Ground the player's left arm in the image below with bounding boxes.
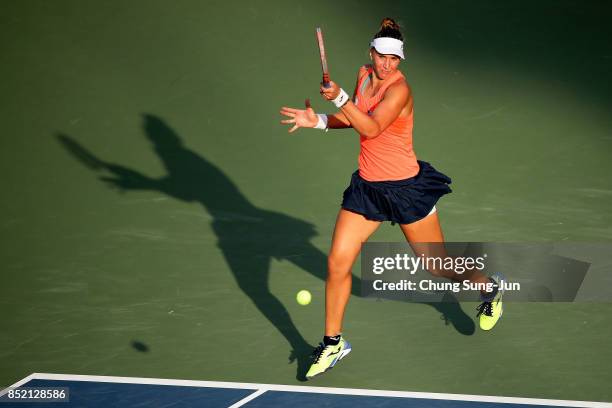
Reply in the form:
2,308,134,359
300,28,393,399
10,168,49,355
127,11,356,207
326,111,351,128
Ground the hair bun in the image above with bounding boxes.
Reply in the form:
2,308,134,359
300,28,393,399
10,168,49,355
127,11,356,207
380,17,400,31
373,17,403,41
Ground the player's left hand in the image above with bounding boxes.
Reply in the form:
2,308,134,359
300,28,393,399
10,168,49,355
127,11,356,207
320,80,340,101
280,99,319,133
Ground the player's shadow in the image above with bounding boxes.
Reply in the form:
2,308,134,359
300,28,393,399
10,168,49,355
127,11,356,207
57,114,474,380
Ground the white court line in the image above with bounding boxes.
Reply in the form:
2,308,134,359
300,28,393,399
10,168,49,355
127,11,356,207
9,373,612,408
227,389,267,408
1,373,37,397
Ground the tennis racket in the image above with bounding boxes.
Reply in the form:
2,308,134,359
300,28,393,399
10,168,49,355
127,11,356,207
315,27,331,88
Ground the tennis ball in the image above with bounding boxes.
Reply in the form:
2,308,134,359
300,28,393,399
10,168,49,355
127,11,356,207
296,290,312,306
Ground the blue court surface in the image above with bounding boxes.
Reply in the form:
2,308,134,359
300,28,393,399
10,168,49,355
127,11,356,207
2,374,611,407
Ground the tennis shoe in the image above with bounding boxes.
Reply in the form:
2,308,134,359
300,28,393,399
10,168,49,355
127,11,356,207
305,337,352,379
477,273,504,331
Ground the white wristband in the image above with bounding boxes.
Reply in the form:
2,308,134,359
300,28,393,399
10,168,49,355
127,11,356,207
314,114,328,130
332,88,350,108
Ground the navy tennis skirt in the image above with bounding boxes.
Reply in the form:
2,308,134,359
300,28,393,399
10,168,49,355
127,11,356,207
341,160,452,225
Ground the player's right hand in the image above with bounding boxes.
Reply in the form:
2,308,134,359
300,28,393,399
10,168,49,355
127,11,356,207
280,99,318,133
320,80,340,101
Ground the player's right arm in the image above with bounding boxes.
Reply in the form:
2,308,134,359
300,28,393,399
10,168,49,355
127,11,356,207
324,66,368,129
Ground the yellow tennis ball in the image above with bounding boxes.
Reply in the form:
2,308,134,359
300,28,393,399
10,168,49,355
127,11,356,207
296,290,312,306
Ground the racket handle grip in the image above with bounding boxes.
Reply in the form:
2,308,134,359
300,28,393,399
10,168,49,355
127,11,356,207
322,73,331,88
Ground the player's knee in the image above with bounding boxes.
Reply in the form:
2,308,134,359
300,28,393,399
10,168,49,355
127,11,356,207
427,268,445,278
327,252,353,279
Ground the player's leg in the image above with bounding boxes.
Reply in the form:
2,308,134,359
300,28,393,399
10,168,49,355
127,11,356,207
399,211,503,330
326,209,381,336
399,209,444,243
399,210,488,283
289,242,365,298
307,209,381,379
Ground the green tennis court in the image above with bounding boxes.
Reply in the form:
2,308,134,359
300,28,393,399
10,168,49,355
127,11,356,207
1,0,611,405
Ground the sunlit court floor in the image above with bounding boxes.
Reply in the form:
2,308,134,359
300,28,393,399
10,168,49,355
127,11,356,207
3,374,612,408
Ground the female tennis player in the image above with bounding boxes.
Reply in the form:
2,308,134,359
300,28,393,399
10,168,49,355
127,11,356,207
280,18,504,379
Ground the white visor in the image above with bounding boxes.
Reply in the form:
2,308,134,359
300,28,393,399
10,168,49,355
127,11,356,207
370,37,404,59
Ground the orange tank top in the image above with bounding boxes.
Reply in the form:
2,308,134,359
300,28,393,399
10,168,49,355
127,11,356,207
354,66,419,181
